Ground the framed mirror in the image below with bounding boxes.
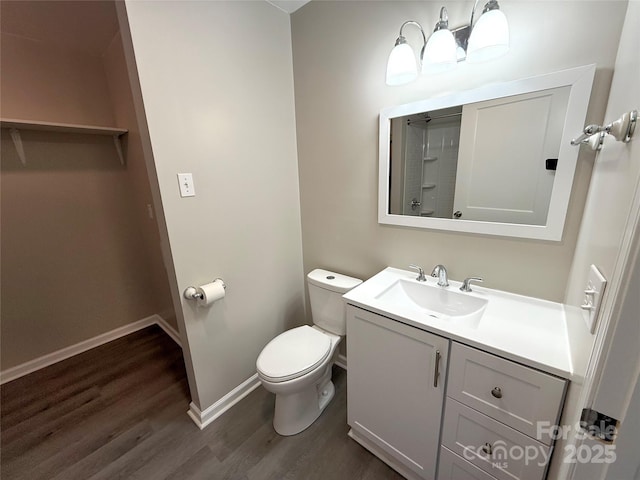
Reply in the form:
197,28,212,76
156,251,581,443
378,65,596,241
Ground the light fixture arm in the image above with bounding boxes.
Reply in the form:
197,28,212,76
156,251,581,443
468,0,483,30
434,7,449,31
469,0,499,28
397,20,427,63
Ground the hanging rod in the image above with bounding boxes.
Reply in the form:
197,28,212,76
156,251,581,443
406,111,462,126
571,110,637,151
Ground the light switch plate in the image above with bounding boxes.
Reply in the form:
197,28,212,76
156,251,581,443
177,173,195,197
583,264,607,334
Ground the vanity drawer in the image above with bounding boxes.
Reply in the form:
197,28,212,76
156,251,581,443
448,343,566,443
438,447,498,480
442,399,551,480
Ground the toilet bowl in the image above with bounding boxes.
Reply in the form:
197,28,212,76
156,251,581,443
256,269,362,436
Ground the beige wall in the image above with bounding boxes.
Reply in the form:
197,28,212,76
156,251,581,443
550,3,639,477
291,0,627,302
564,1,639,308
0,33,114,126
1,27,173,368
103,33,176,327
120,0,304,410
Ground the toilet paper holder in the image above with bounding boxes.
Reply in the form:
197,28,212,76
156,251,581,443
184,278,226,300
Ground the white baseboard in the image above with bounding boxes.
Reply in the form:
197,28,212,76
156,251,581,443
335,353,347,370
0,313,182,385
348,428,422,480
187,374,261,430
156,316,182,347
187,353,347,430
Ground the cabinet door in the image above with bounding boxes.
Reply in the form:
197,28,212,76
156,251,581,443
347,305,450,480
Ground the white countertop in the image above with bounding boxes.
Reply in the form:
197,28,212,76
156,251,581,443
343,267,573,379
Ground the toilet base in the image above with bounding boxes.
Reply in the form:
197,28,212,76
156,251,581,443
272,370,335,436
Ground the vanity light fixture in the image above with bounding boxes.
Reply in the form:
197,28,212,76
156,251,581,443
386,21,425,86
422,7,458,74
386,0,510,86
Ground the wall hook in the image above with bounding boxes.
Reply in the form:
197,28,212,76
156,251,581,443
571,110,637,151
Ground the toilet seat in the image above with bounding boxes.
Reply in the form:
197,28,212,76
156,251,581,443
257,326,331,383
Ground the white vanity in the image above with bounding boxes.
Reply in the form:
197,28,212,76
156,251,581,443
343,267,572,480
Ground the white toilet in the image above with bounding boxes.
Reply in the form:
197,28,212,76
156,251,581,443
256,269,362,436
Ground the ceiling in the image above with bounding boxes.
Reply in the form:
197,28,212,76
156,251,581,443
0,0,119,56
266,0,311,14
0,0,310,58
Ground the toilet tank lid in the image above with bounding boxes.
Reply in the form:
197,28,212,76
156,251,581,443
307,269,362,293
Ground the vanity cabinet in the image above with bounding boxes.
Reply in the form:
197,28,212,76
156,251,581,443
439,343,567,480
344,267,572,480
346,305,449,480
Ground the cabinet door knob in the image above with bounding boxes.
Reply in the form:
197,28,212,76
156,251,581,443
482,443,493,456
491,387,503,398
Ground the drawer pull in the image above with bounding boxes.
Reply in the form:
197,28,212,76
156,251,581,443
482,442,493,456
491,387,503,399
434,350,441,388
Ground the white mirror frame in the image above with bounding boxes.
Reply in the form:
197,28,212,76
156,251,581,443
378,64,596,241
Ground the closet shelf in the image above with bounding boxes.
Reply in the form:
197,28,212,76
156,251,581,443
1,118,128,166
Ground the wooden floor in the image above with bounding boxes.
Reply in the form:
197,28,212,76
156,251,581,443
1,326,403,479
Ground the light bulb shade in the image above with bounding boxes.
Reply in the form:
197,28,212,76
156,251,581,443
386,42,418,86
422,28,457,74
467,8,509,63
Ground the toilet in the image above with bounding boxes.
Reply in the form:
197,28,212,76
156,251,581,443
256,269,362,436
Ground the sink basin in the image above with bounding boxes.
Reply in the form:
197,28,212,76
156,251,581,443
374,279,487,327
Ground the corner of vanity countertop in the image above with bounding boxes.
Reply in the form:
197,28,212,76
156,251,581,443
561,303,598,383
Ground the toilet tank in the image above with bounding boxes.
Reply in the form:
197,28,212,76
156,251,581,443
307,269,362,336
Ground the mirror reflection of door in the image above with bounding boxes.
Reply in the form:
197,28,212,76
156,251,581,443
454,87,570,225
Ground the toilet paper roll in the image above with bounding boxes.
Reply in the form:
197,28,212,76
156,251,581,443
196,280,225,306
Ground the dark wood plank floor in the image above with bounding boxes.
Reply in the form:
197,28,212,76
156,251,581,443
1,325,403,479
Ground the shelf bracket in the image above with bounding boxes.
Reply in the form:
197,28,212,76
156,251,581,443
9,128,27,166
113,135,125,165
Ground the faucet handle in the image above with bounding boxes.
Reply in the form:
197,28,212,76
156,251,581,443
460,277,483,292
409,264,427,282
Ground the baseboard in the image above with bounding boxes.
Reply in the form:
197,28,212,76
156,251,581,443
335,353,347,370
187,353,346,430
348,428,423,480
0,314,182,385
155,316,182,347
187,373,261,430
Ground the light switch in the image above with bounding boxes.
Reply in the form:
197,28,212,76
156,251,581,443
177,173,195,197
582,265,607,334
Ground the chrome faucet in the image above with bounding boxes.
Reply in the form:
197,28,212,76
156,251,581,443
460,277,483,292
409,264,427,282
431,265,449,287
